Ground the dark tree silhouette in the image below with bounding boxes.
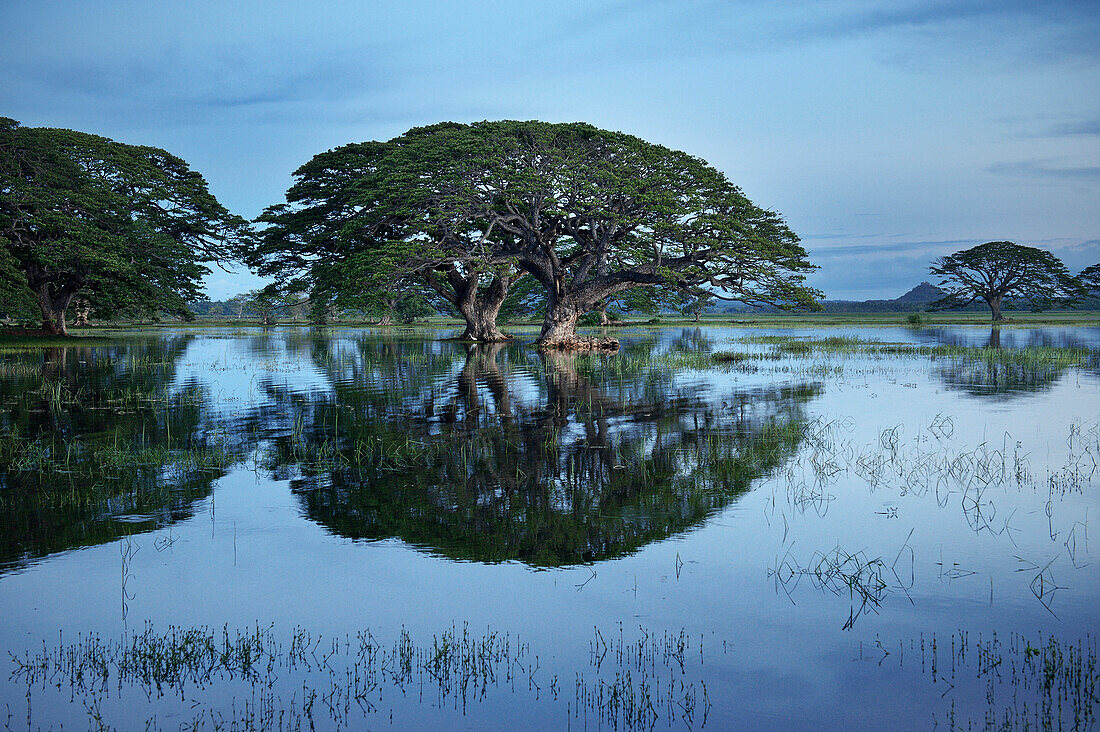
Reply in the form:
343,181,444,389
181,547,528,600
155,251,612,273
929,241,1084,322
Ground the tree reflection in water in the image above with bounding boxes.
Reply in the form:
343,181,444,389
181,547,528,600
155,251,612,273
934,327,1089,398
0,336,234,572
265,339,820,566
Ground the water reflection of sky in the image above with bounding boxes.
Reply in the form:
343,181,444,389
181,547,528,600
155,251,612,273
168,330,334,410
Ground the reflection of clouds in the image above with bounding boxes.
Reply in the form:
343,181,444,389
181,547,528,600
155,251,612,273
168,331,334,411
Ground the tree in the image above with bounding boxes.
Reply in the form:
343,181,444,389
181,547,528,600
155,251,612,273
1079,263,1100,295
307,295,336,325
225,293,249,320
251,133,522,342
0,118,247,335
345,121,820,348
253,121,818,348
929,241,1085,322
362,285,433,325
674,288,717,322
243,286,292,326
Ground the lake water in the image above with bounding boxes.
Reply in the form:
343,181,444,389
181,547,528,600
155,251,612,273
1,325,1098,730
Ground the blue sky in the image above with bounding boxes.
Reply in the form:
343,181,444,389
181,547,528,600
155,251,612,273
2,0,1097,300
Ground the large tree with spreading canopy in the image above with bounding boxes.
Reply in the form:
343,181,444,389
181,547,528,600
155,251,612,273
254,121,820,347
251,130,523,342
0,118,247,335
929,241,1085,322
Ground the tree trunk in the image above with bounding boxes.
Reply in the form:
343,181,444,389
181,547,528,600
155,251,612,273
537,295,619,350
32,285,74,336
457,298,509,341
454,273,512,341
72,299,92,328
538,300,581,347
596,300,610,326
693,311,701,323
376,314,393,326
988,296,1005,322
458,308,510,341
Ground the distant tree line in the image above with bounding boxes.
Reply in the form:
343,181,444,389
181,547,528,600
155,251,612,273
187,291,432,326
715,277,1100,317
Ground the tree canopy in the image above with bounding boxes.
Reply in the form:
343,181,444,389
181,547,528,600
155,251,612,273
0,118,247,335
1080,263,1100,295
251,134,522,341
253,120,820,347
929,241,1085,322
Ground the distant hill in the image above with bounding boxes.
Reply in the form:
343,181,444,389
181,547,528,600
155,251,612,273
894,281,945,304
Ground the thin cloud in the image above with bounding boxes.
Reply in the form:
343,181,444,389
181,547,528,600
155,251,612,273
988,160,1100,182
1046,118,1100,137
555,0,1100,66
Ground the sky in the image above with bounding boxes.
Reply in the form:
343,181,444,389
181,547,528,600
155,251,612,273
1,0,1097,301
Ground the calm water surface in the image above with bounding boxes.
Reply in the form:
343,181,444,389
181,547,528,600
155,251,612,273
1,324,1098,730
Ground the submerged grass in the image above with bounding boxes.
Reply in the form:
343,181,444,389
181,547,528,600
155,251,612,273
903,630,1098,730
727,334,1098,365
701,337,1100,384
9,622,715,731
8,621,1095,730
0,437,235,478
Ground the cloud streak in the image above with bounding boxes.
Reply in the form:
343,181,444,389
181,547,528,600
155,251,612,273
1046,118,1100,137
988,160,1100,182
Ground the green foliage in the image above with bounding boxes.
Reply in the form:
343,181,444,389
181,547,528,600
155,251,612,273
673,289,717,320
389,291,434,324
497,275,545,321
0,245,37,323
252,120,821,344
1080,263,1100,295
242,286,299,325
387,121,819,312
578,309,622,326
0,117,248,333
929,241,1085,321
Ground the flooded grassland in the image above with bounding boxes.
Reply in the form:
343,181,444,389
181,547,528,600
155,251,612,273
1,324,1098,730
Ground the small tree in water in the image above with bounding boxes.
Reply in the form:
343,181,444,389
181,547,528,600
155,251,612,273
928,241,1085,322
